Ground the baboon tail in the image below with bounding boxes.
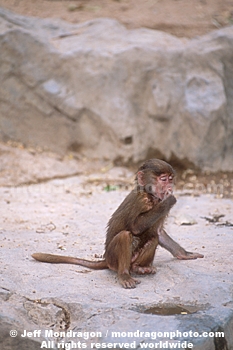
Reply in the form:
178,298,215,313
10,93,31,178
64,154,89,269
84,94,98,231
31,253,108,269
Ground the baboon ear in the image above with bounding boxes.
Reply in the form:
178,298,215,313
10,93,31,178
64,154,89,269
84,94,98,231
137,171,145,186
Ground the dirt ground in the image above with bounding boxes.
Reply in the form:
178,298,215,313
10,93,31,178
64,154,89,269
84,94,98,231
0,1,232,196
1,142,233,200
1,0,233,38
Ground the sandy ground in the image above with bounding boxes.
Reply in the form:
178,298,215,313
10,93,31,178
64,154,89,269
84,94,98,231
1,144,233,292
1,172,233,348
0,147,233,348
1,170,233,296
0,0,233,38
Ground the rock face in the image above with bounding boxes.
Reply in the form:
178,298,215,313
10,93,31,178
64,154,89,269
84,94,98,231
0,8,233,171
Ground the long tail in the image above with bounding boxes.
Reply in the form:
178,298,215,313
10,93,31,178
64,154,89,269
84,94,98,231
31,253,108,270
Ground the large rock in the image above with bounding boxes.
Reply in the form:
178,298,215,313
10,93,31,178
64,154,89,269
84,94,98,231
0,8,233,171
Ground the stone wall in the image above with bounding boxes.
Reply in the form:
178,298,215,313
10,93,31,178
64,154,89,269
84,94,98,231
1,8,233,171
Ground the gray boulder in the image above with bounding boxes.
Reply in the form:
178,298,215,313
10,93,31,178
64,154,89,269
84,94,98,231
0,8,233,171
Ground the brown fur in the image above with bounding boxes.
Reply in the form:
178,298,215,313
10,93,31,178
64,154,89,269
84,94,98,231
32,159,203,288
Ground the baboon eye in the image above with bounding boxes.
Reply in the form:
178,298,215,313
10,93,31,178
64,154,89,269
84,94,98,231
160,176,167,182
